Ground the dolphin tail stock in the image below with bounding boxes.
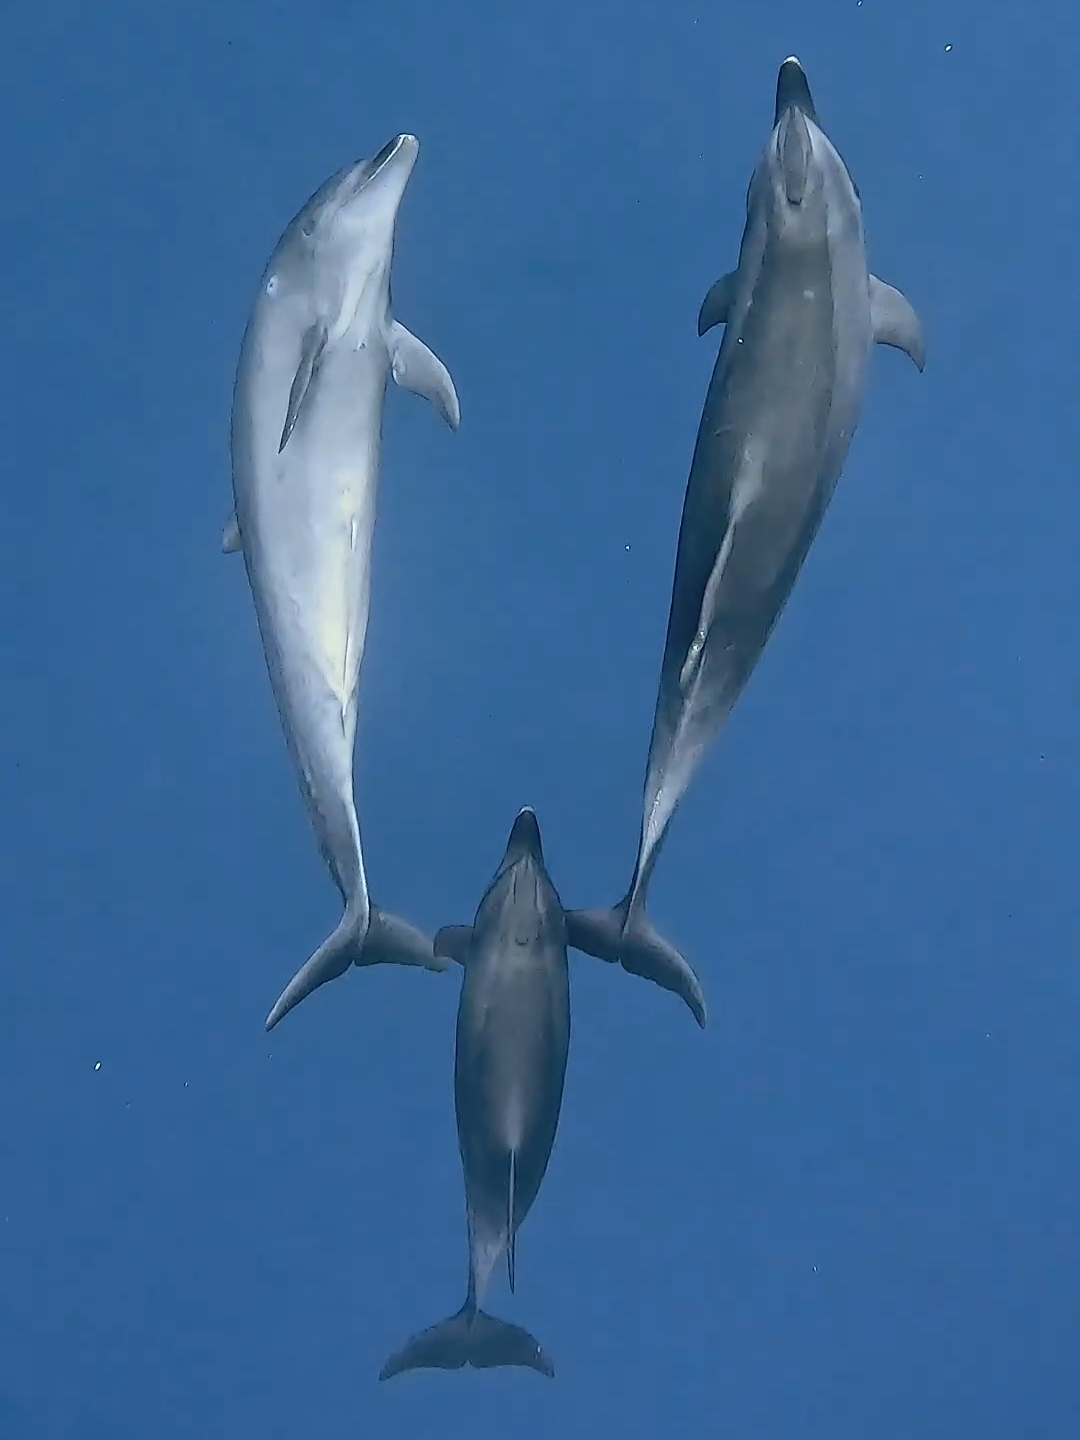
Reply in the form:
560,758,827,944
379,1300,554,1381
264,904,449,1032
565,897,707,1028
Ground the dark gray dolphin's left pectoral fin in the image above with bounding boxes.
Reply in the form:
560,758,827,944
380,1304,554,1381
698,271,737,336
264,905,447,1031
221,512,242,554
868,276,926,371
565,905,707,1028
389,321,461,430
279,323,328,453
434,924,474,965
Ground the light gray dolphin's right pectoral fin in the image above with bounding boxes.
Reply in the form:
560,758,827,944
565,905,707,1027
389,321,461,430
279,323,328,452
433,924,473,965
360,907,449,973
869,276,926,371
221,512,242,554
698,271,737,336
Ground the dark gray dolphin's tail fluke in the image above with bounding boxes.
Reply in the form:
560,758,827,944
264,904,449,1031
565,899,707,1027
379,1302,555,1381
774,55,817,124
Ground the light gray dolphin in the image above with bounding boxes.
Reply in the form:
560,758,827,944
380,808,568,1381
227,134,461,1031
567,58,924,1025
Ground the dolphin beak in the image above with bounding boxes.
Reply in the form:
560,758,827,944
344,133,420,205
504,807,544,864
774,55,817,126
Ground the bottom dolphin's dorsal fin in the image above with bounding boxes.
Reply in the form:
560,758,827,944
868,276,926,371
434,924,474,965
698,271,737,336
221,512,242,553
507,1151,517,1294
389,321,461,430
279,323,327,452
379,1304,554,1381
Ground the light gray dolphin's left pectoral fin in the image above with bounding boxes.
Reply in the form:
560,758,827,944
698,271,737,336
869,276,926,371
221,513,242,554
361,907,450,973
389,321,461,430
279,323,328,453
433,924,473,965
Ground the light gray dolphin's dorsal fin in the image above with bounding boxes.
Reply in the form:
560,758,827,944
433,924,474,965
506,1151,517,1294
868,277,926,371
279,323,328,453
221,512,242,554
697,271,737,337
389,321,461,430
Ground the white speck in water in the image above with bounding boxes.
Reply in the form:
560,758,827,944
94,1062,101,1072
944,43,953,52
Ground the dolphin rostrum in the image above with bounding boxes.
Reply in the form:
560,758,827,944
567,58,925,1025
227,135,461,1031
380,808,569,1381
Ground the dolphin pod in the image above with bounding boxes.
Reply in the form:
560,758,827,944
224,59,923,1376
228,134,461,1031
567,57,924,1024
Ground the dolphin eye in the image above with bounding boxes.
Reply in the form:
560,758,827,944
265,274,279,297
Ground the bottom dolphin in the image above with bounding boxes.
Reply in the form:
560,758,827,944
380,808,568,1381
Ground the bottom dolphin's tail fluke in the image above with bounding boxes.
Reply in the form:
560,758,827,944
565,899,707,1027
379,1303,555,1381
264,904,450,1031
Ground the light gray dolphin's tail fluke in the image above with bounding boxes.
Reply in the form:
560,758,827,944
565,899,707,1027
264,905,449,1031
379,1302,555,1381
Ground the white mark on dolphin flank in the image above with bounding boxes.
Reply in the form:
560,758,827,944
265,275,279,297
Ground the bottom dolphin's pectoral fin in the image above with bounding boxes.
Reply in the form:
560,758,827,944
380,1304,554,1381
221,512,242,554
361,907,449,973
279,323,328,452
869,276,926,371
433,924,474,965
698,271,737,336
566,903,707,1027
389,321,461,430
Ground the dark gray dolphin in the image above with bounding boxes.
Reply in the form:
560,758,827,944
380,808,568,1381
228,135,461,1031
567,57,925,1024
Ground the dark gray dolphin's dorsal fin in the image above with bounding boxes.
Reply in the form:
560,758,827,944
434,925,474,965
698,272,737,337
868,276,926,371
774,56,817,125
279,323,328,453
506,1151,517,1294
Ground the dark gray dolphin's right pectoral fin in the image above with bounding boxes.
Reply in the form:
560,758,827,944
698,271,737,336
433,924,474,964
868,276,926,371
279,323,328,453
264,905,447,1031
379,1304,554,1381
565,904,707,1028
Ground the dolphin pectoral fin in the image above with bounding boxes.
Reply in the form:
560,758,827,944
360,906,449,972
869,276,926,371
279,323,328,452
389,321,461,430
221,512,242,554
433,924,474,965
565,905,626,965
697,271,737,336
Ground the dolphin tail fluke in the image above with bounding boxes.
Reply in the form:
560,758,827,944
379,1303,554,1381
264,906,448,1032
565,902,707,1028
